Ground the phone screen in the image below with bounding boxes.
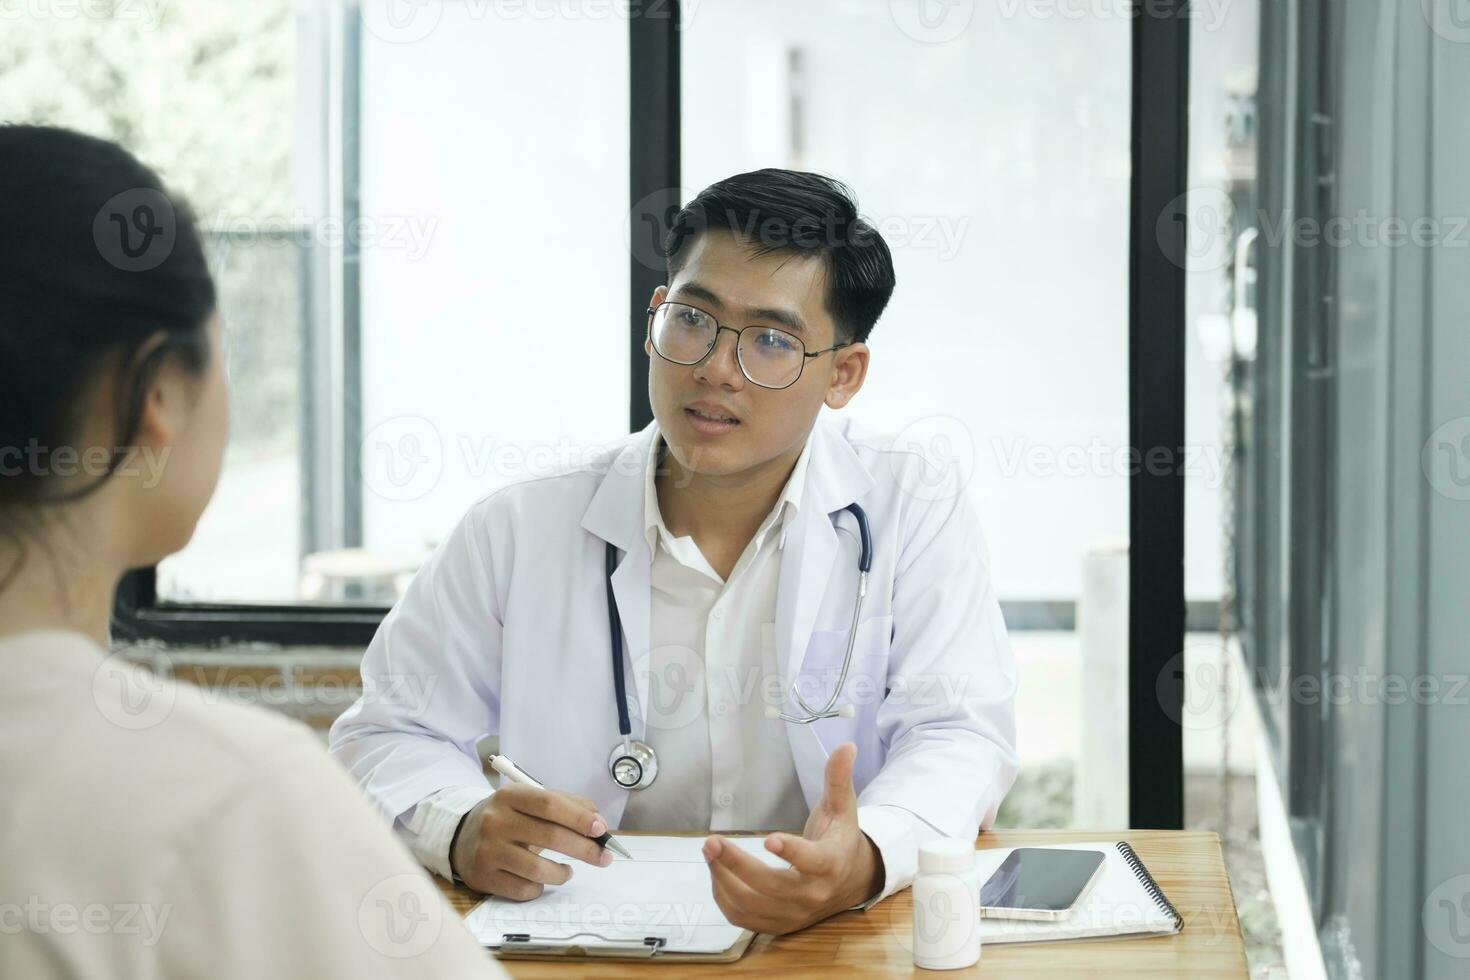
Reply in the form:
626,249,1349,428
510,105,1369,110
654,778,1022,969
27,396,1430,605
979,848,1106,913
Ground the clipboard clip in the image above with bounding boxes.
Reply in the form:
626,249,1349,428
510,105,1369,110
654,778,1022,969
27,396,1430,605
500,932,668,959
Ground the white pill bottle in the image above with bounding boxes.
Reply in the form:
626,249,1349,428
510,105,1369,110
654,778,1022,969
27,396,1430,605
911,838,982,971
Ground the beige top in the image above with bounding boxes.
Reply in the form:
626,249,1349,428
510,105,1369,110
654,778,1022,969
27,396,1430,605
0,630,503,979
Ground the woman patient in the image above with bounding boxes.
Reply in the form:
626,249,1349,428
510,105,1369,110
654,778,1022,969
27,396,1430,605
0,125,504,978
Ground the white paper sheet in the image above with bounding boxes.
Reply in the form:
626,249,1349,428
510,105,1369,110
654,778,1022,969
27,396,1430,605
464,835,787,954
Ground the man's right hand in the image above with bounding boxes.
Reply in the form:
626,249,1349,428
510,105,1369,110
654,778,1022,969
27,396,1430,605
449,784,614,900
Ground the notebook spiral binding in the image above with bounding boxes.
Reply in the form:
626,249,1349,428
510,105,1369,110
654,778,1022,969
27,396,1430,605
1114,841,1184,930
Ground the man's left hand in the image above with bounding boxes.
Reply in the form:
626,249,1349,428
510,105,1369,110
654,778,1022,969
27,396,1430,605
702,742,884,935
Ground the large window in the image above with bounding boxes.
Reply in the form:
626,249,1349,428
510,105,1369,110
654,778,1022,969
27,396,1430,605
1,1,304,602
2,2,631,607
14,0,1195,832
356,3,630,578
684,0,1135,827
168,2,632,604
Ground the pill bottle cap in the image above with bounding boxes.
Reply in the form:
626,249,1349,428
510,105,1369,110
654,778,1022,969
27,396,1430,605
918,839,975,875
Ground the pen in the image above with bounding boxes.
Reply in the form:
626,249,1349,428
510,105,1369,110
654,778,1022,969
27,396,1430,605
488,754,634,861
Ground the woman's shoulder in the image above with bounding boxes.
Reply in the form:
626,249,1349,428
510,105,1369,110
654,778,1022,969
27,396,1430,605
0,631,498,978
1,632,341,840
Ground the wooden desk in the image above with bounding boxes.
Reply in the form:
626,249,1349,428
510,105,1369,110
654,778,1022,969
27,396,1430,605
437,829,1248,978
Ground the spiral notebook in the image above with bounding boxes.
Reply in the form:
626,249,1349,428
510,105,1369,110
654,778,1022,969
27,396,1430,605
973,840,1184,944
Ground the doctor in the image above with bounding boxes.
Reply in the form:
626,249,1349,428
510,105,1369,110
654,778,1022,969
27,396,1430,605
330,169,1018,935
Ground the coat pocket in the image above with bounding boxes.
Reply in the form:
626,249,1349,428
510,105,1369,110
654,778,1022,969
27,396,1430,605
790,614,894,716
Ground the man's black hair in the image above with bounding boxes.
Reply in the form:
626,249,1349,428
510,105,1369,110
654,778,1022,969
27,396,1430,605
663,169,896,345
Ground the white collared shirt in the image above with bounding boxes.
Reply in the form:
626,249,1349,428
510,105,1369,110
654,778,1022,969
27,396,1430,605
397,429,930,903
617,434,812,832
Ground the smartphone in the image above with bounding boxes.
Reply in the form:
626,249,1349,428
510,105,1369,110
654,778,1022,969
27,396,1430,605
978,847,1107,922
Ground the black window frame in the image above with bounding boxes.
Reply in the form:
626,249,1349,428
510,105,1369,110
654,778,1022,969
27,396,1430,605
111,0,1189,830
1236,0,1340,902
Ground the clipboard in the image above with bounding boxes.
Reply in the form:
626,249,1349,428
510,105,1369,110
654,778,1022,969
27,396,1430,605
493,928,756,962
464,835,781,963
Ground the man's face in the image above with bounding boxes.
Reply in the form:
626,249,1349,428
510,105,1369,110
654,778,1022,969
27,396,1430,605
645,229,868,479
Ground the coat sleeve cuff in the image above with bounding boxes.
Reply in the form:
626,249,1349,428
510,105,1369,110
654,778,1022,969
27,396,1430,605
853,804,934,909
395,784,493,882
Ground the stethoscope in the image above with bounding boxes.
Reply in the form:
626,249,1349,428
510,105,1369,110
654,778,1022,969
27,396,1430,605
605,502,873,791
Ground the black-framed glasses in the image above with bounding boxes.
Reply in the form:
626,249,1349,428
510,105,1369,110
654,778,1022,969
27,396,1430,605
646,301,852,390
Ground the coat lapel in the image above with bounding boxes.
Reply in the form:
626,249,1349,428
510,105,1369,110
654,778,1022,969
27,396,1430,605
580,421,660,737
774,416,876,805
775,414,878,684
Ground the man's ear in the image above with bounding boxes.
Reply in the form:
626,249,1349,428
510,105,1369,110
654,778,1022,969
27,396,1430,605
645,285,668,357
825,343,869,410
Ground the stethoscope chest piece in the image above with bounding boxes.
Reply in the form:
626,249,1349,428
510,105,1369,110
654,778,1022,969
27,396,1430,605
608,739,658,791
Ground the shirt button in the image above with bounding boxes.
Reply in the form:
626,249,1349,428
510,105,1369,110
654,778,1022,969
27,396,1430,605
712,608,724,620
717,792,733,808
715,700,731,717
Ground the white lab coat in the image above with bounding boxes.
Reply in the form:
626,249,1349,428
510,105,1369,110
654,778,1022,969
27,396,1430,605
331,412,1018,844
